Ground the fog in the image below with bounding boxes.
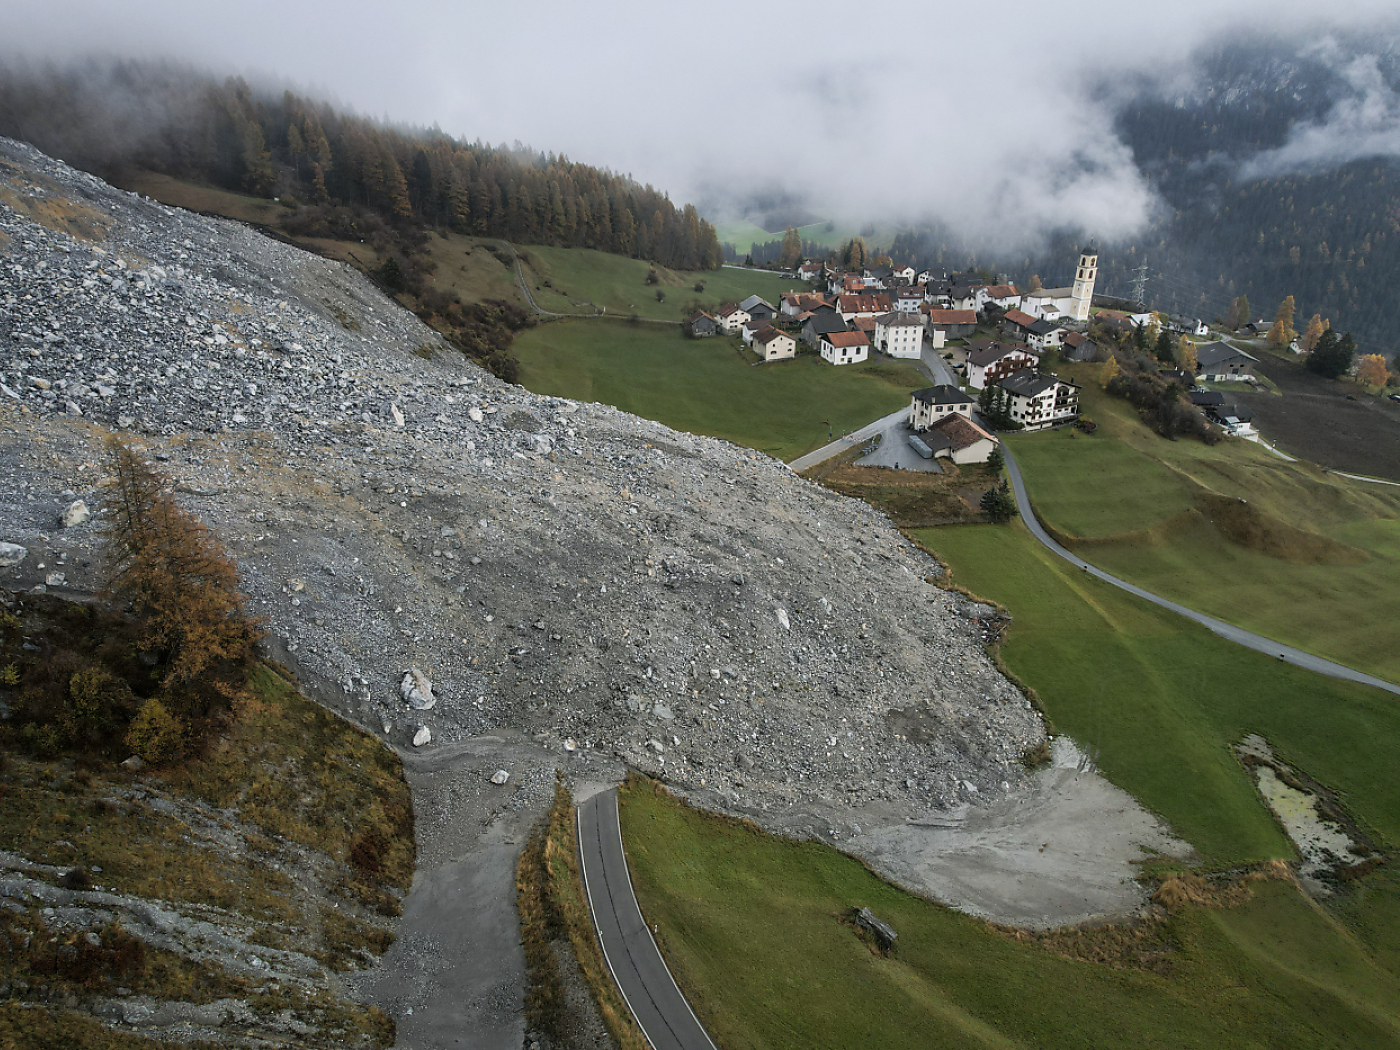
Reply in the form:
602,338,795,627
6,0,1400,249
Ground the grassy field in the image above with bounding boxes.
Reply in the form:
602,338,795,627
512,320,924,461
513,244,804,321
712,219,901,255
1006,361,1400,684
621,778,1400,1050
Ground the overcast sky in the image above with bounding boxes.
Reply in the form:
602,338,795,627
7,1,1400,247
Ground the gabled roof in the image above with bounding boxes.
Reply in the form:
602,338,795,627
968,342,1035,367
1189,390,1225,406
825,331,870,348
1004,308,1038,328
927,412,996,450
982,283,1019,299
739,294,774,312
837,293,892,313
754,326,792,346
875,311,925,327
923,308,978,325
804,312,849,335
1063,331,1087,347
912,384,974,407
1001,369,1077,399
1196,341,1258,368
717,304,748,319
1028,319,1064,336
686,311,717,324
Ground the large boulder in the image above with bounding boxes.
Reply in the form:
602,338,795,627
60,500,90,527
400,668,436,710
0,543,27,568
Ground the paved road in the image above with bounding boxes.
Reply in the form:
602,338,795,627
577,789,718,1050
1002,449,1400,697
920,342,960,387
787,405,910,472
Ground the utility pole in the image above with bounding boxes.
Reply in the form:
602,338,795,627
1130,260,1149,307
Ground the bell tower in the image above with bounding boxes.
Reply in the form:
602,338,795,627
1070,243,1097,322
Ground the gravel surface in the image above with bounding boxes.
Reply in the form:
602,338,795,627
0,138,1192,1045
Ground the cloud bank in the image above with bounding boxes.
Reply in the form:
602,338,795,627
5,0,1400,250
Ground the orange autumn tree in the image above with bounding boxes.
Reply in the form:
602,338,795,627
1355,354,1389,387
102,439,261,718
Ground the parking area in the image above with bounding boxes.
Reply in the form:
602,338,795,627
854,416,944,473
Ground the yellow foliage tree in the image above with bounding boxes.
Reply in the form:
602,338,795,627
1355,354,1389,387
1101,355,1122,386
1267,295,1297,348
1299,313,1327,352
1027,274,1043,292
1176,335,1198,375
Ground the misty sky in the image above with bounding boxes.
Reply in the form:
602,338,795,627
7,1,1400,247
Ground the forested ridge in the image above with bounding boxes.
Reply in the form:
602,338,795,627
0,60,723,271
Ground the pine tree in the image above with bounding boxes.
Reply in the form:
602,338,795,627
1154,328,1175,363
980,480,1017,523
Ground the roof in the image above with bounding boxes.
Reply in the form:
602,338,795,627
968,342,1035,367
924,309,977,325
1028,319,1064,335
1001,369,1076,399
1004,308,1038,328
754,326,793,345
875,311,924,327
686,311,716,324
927,413,996,450
717,304,747,318
912,384,974,407
837,293,892,313
804,313,849,335
1026,286,1075,299
824,331,869,348
852,316,879,333
1189,390,1225,406
1216,403,1254,422
982,283,1019,299
1196,341,1258,368
739,294,774,312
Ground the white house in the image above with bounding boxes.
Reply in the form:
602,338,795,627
837,293,891,321
741,317,769,344
1026,318,1068,353
716,304,750,332
820,330,870,365
1021,287,1076,320
967,341,1038,390
891,286,924,313
892,265,916,283
976,283,1021,311
909,384,975,430
753,326,797,362
999,370,1080,431
874,311,924,359
910,414,998,465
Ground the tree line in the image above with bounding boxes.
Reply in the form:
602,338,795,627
0,60,723,271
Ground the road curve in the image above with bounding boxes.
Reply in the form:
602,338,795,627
577,788,719,1050
788,406,910,472
1001,448,1400,697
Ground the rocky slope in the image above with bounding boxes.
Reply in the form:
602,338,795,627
0,136,1043,830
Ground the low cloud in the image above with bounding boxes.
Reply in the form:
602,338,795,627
5,1,1400,252
1240,54,1400,179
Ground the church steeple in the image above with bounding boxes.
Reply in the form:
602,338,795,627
1070,241,1098,322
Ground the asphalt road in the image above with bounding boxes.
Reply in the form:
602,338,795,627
1002,448,1400,697
577,789,718,1050
788,405,910,472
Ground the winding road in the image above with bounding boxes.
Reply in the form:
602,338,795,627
577,788,718,1050
1001,447,1400,697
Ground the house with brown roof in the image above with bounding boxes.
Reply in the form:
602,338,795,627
753,325,797,362
909,413,999,466
686,311,720,338
837,293,893,321
781,291,831,318
1002,308,1039,340
922,307,978,344
820,330,870,366
716,303,751,333
975,283,1022,311
967,341,1038,389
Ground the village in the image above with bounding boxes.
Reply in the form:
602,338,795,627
686,244,1273,469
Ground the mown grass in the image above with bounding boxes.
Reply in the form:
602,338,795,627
917,521,1400,868
1007,361,1400,684
620,778,1400,1050
513,319,924,461
513,244,804,321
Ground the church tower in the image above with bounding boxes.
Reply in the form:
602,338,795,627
1070,243,1097,321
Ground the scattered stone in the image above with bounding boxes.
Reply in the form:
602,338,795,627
59,499,90,527
119,755,144,772
0,543,27,568
490,769,509,785
412,725,432,747
400,668,436,710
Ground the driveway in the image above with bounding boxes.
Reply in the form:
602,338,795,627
855,415,943,472
788,405,910,472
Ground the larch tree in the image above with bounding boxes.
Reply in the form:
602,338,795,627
1176,335,1198,375
1300,313,1327,352
1267,295,1297,348
1355,354,1389,387
778,226,802,270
